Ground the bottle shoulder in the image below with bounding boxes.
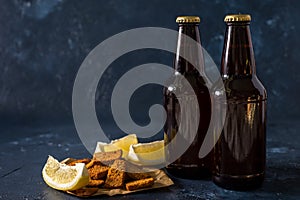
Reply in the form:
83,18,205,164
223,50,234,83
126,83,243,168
222,75,267,102
164,72,211,97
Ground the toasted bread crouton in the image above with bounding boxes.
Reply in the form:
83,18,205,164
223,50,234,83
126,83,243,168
104,159,126,188
87,179,105,187
126,162,151,180
125,177,155,191
127,172,151,180
88,165,109,180
94,150,122,165
85,159,102,169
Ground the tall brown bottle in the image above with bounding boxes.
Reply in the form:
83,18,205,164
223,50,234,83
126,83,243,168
213,14,267,190
164,16,212,179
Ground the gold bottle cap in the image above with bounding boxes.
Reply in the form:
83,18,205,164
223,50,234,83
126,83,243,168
224,14,251,22
176,16,200,23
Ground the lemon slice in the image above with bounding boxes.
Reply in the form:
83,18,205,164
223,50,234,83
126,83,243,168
110,134,138,151
42,155,89,191
95,134,138,158
128,140,165,166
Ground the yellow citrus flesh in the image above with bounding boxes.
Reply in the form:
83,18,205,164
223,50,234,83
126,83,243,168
110,134,138,151
101,143,121,152
128,140,165,166
42,155,89,191
97,134,138,158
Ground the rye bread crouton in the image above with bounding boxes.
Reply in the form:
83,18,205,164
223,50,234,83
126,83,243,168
88,165,109,180
87,179,105,187
104,159,126,188
93,150,122,165
126,162,151,180
125,177,155,191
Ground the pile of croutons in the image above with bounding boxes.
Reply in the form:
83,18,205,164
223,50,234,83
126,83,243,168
67,150,155,191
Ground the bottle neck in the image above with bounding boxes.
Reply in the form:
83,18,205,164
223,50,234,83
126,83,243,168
174,24,204,74
221,22,256,77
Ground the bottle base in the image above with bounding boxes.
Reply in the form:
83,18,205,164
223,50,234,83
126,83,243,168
165,166,211,180
213,172,264,191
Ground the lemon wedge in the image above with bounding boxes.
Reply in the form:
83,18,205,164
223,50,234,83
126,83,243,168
42,155,89,191
128,140,165,166
95,134,138,158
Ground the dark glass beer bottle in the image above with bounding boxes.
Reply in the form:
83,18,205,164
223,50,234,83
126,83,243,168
213,14,267,190
164,16,212,179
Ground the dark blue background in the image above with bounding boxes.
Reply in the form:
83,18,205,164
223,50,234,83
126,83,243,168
0,0,299,127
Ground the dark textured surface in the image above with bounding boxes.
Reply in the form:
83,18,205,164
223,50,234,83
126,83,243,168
0,120,299,200
0,0,299,199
